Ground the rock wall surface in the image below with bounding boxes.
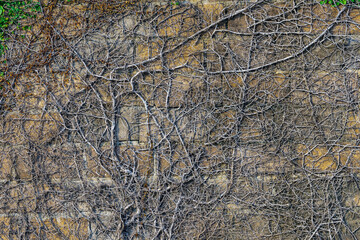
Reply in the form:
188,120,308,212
1,0,360,239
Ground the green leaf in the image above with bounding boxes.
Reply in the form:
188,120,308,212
0,6,4,15
35,4,41,12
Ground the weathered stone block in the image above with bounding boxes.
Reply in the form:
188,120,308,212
118,106,145,142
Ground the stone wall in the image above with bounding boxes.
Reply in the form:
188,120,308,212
1,0,360,239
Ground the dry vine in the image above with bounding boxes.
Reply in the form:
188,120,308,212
1,0,360,239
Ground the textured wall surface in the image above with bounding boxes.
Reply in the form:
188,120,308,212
1,0,360,239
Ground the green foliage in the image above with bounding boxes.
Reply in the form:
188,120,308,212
0,0,41,57
320,0,359,6
170,1,180,5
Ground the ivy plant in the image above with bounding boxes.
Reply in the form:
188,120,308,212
0,0,41,57
320,0,360,6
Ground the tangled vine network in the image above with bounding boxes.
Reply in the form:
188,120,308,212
1,0,360,239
